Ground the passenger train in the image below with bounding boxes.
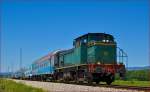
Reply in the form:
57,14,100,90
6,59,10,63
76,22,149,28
13,33,127,85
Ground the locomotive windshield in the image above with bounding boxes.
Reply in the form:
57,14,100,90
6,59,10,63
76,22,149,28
88,34,114,43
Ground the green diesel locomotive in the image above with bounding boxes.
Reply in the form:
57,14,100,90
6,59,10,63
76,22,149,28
54,33,126,85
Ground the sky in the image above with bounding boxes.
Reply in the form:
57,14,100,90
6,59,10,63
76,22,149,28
1,0,149,72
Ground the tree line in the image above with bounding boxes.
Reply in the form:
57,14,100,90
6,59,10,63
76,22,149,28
116,69,150,81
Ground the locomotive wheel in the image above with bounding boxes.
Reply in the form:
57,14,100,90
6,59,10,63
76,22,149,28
86,73,93,84
87,79,92,84
106,75,114,85
76,80,83,84
106,80,112,85
96,81,100,84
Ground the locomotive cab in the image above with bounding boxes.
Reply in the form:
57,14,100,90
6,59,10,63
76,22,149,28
73,33,117,65
87,33,116,64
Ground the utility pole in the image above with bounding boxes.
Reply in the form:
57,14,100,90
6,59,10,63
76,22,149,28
20,48,22,71
0,0,2,73
11,61,14,73
0,27,2,73
149,18,150,81
11,61,14,78
7,66,10,73
0,11,1,73
19,48,23,78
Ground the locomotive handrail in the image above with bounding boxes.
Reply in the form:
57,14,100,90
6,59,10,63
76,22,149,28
117,47,128,68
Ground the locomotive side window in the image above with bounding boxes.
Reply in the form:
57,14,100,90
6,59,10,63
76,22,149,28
49,58,51,66
76,40,80,47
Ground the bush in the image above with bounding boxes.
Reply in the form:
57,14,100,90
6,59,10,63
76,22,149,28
115,69,150,81
126,69,150,81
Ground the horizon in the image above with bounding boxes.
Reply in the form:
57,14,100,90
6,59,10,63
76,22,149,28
1,0,149,72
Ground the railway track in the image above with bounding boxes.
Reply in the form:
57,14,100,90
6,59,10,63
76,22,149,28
97,84,150,92
53,81,150,92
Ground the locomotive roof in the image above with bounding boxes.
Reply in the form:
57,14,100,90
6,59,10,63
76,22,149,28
74,33,114,41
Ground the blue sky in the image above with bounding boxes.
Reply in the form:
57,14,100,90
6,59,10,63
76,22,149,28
1,0,149,72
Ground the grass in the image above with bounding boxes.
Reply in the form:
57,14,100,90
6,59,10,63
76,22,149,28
0,79,45,92
1,78,149,92
112,80,150,87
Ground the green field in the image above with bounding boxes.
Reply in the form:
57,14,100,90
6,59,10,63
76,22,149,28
111,69,150,87
112,80,150,87
0,79,45,92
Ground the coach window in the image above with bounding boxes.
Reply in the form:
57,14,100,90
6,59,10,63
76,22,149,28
39,64,41,68
49,58,51,66
45,62,47,67
48,62,49,66
46,62,48,67
43,63,45,67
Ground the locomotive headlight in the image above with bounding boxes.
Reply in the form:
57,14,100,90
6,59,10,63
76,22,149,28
97,62,101,65
102,40,106,42
106,40,109,42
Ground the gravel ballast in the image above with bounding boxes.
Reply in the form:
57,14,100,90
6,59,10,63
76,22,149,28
12,80,144,92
